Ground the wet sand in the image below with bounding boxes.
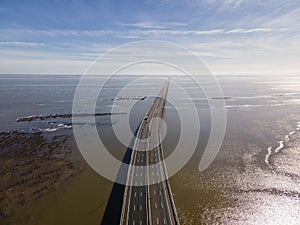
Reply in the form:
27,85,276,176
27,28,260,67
0,128,114,225
0,129,78,221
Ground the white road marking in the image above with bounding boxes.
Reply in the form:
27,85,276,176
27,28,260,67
163,218,166,224
161,202,164,208
134,205,136,211
134,192,137,197
155,202,157,208
140,192,143,197
140,204,142,211
156,217,159,224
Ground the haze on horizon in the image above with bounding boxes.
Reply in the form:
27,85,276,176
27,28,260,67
0,0,299,76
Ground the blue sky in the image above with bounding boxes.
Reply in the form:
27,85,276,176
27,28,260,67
0,0,299,75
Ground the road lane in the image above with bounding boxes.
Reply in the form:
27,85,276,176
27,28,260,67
120,80,179,225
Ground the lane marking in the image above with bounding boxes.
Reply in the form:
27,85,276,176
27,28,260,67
121,88,171,225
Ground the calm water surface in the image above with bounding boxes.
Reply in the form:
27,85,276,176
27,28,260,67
0,74,300,225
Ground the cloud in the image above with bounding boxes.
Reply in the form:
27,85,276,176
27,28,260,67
222,0,250,8
0,27,279,41
226,28,273,34
161,0,250,9
0,58,89,75
0,29,113,39
127,29,225,37
0,28,224,41
116,22,166,29
202,0,250,8
265,8,300,29
0,41,45,46
199,0,297,9
0,0,299,75
116,21,187,29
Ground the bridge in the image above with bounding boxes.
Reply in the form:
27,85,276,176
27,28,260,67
119,79,179,225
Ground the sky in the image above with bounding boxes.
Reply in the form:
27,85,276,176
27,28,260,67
0,0,299,75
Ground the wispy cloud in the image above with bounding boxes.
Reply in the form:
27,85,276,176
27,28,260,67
265,8,300,29
116,21,186,29
197,0,297,9
126,29,225,37
226,28,273,34
0,0,299,75
0,27,277,41
222,0,251,8
0,41,45,46
202,0,250,8
116,22,165,29
1,28,222,41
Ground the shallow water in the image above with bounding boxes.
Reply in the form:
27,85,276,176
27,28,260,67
0,74,300,224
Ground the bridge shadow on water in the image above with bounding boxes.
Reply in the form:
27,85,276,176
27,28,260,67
100,124,141,225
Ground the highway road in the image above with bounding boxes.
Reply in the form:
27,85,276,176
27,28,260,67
120,79,179,225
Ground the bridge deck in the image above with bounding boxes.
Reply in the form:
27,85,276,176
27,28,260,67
120,79,179,225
